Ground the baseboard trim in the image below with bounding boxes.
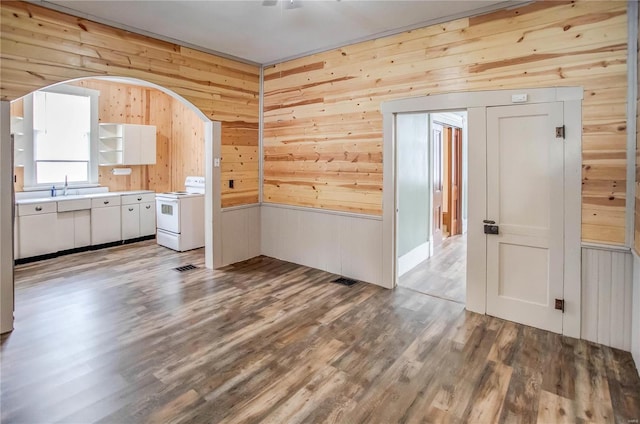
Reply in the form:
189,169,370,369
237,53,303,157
398,241,430,277
15,236,156,265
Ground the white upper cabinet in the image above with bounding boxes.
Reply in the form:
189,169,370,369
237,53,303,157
11,116,25,167
99,123,156,166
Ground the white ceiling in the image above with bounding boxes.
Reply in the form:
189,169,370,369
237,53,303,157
40,0,517,65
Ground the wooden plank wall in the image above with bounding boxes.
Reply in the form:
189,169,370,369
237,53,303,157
0,1,259,207
75,79,205,193
264,1,629,244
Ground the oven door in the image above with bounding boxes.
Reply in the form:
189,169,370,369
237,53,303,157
156,198,180,234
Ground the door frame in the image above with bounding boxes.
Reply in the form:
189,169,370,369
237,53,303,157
381,87,583,338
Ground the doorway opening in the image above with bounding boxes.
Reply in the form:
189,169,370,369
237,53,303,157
5,76,221,270
381,88,582,338
396,111,468,304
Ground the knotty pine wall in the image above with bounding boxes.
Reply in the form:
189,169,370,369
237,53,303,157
264,1,628,245
75,79,204,193
0,1,259,207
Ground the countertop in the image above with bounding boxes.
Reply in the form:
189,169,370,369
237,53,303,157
16,190,155,205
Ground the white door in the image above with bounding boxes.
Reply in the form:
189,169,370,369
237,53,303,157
431,122,444,252
486,102,564,334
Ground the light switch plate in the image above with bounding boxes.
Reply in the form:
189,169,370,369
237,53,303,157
511,94,528,103
214,158,221,167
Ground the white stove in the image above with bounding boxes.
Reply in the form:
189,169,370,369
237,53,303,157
156,176,205,251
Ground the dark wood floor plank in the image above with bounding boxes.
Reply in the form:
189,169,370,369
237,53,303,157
1,241,639,423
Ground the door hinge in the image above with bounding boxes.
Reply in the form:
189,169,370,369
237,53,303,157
555,125,565,139
555,298,565,312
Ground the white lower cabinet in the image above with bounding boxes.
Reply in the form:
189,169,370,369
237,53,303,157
74,210,91,247
56,198,92,251
15,192,154,260
91,196,122,245
121,194,156,240
17,202,57,259
121,204,141,240
140,202,156,236
56,210,91,251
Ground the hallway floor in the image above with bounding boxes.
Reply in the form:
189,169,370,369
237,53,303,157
400,234,466,304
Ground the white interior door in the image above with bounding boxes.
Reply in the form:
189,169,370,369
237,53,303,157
431,122,444,253
486,102,564,334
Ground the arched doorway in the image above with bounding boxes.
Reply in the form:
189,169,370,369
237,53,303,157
1,76,223,333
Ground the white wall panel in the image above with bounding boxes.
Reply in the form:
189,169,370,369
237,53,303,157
632,252,640,374
581,245,633,351
1,101,14,334
261,204,384,286
221,204,261,267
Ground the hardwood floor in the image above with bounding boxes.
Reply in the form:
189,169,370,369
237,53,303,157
2,241,639,423
400,235,466,304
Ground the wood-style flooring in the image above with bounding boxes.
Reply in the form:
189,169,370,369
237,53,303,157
2,241,639,423
400,235,466,304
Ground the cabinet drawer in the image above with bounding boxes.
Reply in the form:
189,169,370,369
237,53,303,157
121,193,155,205
57,198,91,212
18,202,57,216
91,196,121,208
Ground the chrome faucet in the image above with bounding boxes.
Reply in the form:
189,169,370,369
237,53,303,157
63,175,68,196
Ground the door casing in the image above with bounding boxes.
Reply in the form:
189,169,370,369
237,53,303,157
381,87,583,338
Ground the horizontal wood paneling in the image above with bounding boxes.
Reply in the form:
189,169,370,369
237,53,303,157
264,0,629,243
0,1,259,207
581,246,633,351
221,122,259,206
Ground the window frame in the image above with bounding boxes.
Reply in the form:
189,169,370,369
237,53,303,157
22,85,99,189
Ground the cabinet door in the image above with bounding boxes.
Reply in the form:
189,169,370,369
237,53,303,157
139,125,157,165
56,212,75,252
139,202,156,237
121,204,140,240
122,124,141,165
91,206,121,245
74,210,91,248
18,213,57,258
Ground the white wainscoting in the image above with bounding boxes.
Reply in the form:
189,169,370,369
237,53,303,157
220,204,261,267
261,203,384,287
632,251,640,373
581,244,633,351
398,242,429,277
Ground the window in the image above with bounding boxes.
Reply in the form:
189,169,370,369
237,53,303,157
34,91,91,184
22,85,99,188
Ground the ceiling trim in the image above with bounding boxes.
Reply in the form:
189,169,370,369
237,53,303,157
262,0,532,66
33,0,531,67
33,0,262,66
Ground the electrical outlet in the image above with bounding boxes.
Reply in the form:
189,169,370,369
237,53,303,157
229,179,234,189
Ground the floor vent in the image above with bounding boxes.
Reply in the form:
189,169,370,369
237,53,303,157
174,264,197,272
332,277,358,286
